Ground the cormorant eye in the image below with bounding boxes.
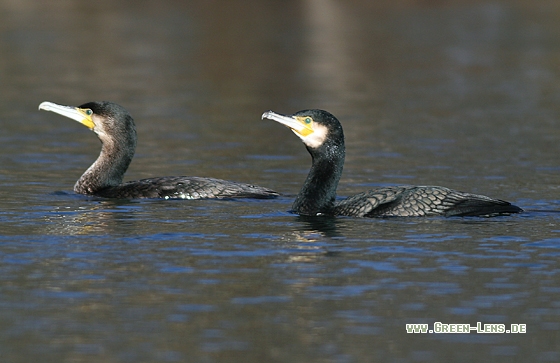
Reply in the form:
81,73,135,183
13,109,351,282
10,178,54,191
304,117,312,124
85,109,93,116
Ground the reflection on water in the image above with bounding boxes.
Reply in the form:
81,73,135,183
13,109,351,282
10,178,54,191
302,0,360,105
1,0,560,362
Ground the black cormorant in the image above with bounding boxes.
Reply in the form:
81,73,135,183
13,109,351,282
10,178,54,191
262,109,522,217
38,101,279,199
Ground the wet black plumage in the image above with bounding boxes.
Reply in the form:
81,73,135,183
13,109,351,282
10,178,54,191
262,109,522,217
38,101,279,199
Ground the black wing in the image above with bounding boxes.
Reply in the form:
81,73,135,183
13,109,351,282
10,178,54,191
334,186,522,217
94,176,279,199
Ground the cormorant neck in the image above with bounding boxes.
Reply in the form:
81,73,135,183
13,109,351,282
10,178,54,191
74,135,135,195
292,143,345,216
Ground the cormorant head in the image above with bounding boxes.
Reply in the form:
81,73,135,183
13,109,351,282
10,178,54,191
262,109,344,152
38,101,137,148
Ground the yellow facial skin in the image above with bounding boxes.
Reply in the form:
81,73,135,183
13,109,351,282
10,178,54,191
76,108,95,129
263,110,330,149
293,116,315,137
261,111,315,137
38,101,95,130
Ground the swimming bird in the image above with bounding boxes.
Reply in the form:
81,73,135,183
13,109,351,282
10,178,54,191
38,101,279,199
262,109,522,217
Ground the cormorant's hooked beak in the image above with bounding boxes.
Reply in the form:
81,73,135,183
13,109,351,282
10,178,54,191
38,101,95,130
261,111,314,137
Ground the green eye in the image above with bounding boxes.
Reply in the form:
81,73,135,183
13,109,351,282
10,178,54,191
304,117,312,124
85,109,93,116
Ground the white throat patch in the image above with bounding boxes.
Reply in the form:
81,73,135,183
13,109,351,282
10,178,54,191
299,123,328,149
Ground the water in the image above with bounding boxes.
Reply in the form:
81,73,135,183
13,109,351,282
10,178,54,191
1,0,560,362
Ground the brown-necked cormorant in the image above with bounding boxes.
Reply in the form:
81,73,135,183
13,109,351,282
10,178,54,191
262,109,522,217
38,101,279,199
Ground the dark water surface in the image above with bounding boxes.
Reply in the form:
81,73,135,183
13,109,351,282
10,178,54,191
1,0,560,362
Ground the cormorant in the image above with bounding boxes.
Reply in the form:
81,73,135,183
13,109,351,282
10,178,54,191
262,109,522,217
38,101,279,199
